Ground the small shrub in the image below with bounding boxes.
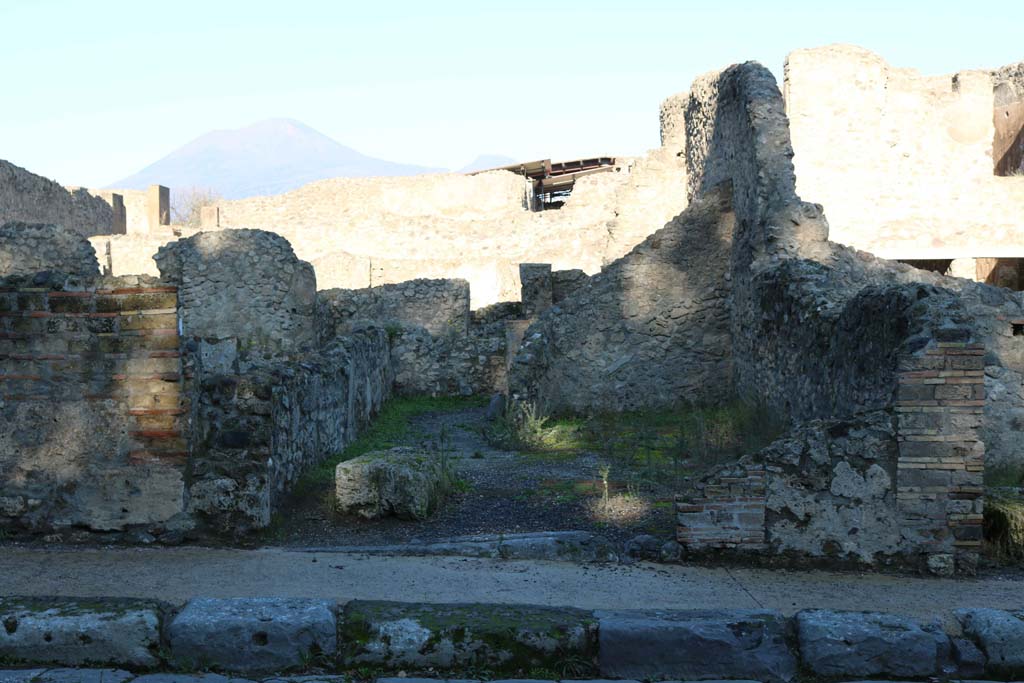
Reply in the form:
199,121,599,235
985,493,1024,561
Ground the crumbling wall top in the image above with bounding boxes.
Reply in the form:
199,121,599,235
0,222,100,278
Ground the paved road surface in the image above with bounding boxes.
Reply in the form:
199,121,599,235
2,546,1023,626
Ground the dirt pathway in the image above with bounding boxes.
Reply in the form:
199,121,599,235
266,406,672,548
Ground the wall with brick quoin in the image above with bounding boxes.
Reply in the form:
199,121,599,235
0,271,187,533
669,59,1022,572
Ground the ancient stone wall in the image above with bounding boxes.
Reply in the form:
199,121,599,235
184,331,392,533
1,223,100,278
0,272,186,533
673,58,1000,572
784,45,1024,256
508,186,734,413
319,279,470,338
995,62,1024,176
0,161,117,237
155,229,317,352
90,188,151,234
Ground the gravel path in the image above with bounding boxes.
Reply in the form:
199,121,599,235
263,406,672,549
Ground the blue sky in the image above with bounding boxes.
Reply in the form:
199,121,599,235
2,0,1022,188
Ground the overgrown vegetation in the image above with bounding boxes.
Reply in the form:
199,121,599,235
985,492,1024,562
985,463,1024,487
296,394,487,491
486,399,783,495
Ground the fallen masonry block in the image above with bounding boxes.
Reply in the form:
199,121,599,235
167,598,337,674
956,608,1024,678
335,447,456,520
0,597,161,668
795,609,947,679
340,601,598,676
594,609,796,682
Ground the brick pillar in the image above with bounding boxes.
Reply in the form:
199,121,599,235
896,342,985,573
676,462,767,551
147,185,170,229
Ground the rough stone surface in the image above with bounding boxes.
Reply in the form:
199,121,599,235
0,161,115,238
508,186,733,412
335,447,455,520
340,601,598,675
956,608,1024,678
0,598,160,667
795,609,944,678
156,229,317,352
785,45,1024,255
0,222,100,277
319,279,470,338
19,670,135,683
595,609,796,682
167,598,337,674
186,330,392,534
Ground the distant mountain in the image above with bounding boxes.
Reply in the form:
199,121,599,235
458,154,518,173
107,118,445,199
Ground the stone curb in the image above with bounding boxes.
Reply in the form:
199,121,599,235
3,598,1024,680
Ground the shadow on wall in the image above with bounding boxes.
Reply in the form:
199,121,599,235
508,185,735,414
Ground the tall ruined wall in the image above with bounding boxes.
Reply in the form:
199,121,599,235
0,272,186,533
674,59,1011,571
1,223,100,278
508,186,734,413
155,229,317,352
0,161,116,237
319,279,470,338
784,45,1024,256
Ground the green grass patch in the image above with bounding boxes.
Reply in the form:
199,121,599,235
295,394,487,491
487,400,782,494
986,463,1024,487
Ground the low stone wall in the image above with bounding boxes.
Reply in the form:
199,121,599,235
508,186,734,413
0,273,186,533
0,161,116,237
319,278,470,337
1,596,1019,681
185,331,392,534
1,223,100,278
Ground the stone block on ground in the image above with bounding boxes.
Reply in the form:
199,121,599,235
167,598,337,674
795,610,945,679
334,447,456,520
0,597,161,667
340,601,598,676
26,671,136,683
956,608,1024,678
595,609,796,682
